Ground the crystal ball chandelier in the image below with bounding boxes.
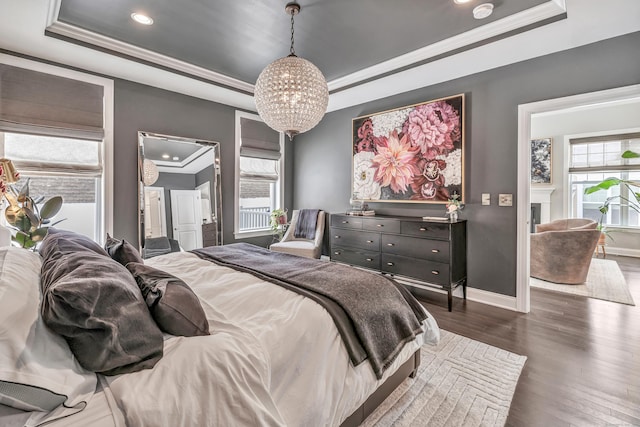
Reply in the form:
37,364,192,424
142,158,159,186
254,2,329,140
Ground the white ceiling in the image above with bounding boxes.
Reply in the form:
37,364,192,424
0,0,639,113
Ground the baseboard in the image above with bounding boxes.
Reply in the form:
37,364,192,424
451,286,518,311
604,247,640,258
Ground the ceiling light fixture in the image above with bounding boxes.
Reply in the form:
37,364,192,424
131,13,154,26
453,0,473,4
254,2,329,140
473,3,494,19
172,156,179,161
162,154,170,159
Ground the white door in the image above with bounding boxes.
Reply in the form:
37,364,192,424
144,187,166,238
170,190,203,251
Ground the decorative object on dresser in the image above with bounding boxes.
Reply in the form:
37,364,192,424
352,94,464,204
330,213,467,311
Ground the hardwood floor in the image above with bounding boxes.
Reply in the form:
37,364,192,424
415,255,640,427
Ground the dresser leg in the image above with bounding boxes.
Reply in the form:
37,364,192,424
463,280,467,300
447,290,453,312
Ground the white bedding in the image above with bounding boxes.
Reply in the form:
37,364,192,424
23,251,440,427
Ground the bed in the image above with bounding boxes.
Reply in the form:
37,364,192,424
0,229,440,427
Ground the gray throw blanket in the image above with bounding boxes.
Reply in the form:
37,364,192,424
192,243,427,379
294,209,320,239
143,236,180,259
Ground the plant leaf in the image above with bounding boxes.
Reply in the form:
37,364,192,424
585,178,621,194
40,196,63,220
13,231,29,248
13,212,32,233
17,178,30,203
22,206,39,229
50,218,67,226
31,227,49,242
621,150,639,159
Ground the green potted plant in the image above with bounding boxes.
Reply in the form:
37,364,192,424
3,178,64,249
585,150,639,250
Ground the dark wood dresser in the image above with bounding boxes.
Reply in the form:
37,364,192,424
330,214,467,311
202,221,218,247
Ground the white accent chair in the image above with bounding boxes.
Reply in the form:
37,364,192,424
269,210,325,259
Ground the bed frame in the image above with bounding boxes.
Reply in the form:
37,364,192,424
340,349,421,427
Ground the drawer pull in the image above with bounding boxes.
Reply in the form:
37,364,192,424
431,270,440,275
366,240,373,243
419,227,427,231
431,249,440,253
341,220,348,224
387,262,394,266
366,258,373,262
377,224,384,227
334,251,340,255
335,235,340,238
386,243,395,247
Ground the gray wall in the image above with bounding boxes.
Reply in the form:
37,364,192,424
113,79,293,248
293,31,640,297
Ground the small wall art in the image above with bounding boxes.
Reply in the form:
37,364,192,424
531,138,552,184
352,94,464,204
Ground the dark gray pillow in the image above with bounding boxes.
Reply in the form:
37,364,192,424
39,230,164,376
40,228,108,257
126,262,210,337
104,234,144,266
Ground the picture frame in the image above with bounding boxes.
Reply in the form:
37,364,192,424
531,138,552,184
351,94,465,204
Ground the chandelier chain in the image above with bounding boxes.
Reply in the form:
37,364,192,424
289,12,295,56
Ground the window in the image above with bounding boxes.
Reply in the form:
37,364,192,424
0,55,113,242
0,133,104,240
569,133,640,228
234,111,284,237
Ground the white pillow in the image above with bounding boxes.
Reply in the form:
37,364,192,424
0,247,96,416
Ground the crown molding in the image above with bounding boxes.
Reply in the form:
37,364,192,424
327,0,567,92
46,5,255,94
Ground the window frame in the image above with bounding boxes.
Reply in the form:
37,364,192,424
233,111,285,239
567,132,640,230
0,53,114,243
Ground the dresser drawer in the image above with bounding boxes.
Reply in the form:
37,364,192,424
381,254,449,286
361,218,400,233
332,247,380,270
400,221,450,240
381,234,450,263
330,228,380,251
331,215,363,229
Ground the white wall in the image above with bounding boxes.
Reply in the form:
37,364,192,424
531,99,640,256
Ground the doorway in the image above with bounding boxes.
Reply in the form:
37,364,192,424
516,84,640,312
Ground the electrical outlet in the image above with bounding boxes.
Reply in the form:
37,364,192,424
482,193,490,205
498,194,513,207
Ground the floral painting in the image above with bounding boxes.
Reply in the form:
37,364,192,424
352,94,464,203
531,138,552,184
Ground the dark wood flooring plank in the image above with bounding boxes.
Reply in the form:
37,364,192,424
418,254,640,427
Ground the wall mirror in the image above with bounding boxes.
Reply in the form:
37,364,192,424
138,131,222,257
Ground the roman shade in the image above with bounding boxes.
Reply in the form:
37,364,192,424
0,63,104,141
569,132,640,173
239,117,281,160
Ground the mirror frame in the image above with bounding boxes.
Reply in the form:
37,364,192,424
137,131,223,252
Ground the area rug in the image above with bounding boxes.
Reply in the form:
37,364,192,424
365,330,526,427
530,258,635,305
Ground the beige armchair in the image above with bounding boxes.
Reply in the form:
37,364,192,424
530,219,600,284
270,210,325,259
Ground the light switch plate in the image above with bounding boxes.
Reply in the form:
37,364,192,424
481,193,491,206
498,193,513,207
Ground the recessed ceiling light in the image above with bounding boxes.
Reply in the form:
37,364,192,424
453,0,473,4
162,154,170,159
473,3,494,19
172,156,179,161
131,12,153,25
